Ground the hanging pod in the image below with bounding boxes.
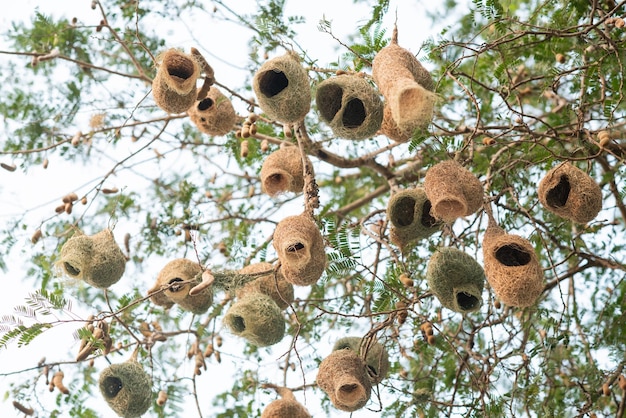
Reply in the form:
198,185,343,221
223,292,285,347
537,162,602,224
332,336,390,385
386,187,441,249
261,387,311,418
147,259,213,314
152,49,201,114
260,145,311,196
273,215,326,286
252,51,311,123
58,229,126,289
482,220,543,308
188,86,237,136
99,360,152,418
315,74,383,140
316,348,372,412
426,247,485,313
236,262,294,309
423,160,484,223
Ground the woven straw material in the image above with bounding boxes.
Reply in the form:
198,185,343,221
149,259,213,314
252,51,311,123
537,162,602,224
152,49,200,114
223,293,285,347
316,349,372,412
260,145,310,196
315,74,383,140
424,160,484,223
99,360,152,418
236,262,294,309
387,187,441,249
380,102,410,142
332,337,390,385
188,86,237,136
261,389,311,418
426,247,485,313
482,223,543,307
273,215,326,286
59,229,126,289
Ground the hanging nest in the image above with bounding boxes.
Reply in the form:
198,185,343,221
236,262,294,309
152,48,200,114
260,145,311,196
58,229,126,289
261,386,311,418
332,336,390,385
99,360,152,418
386,187,441,249
315,74,383,140
147,259,213,314
423,160,484,223
273,215,326,286
188,86,237,136
372,39,436,139
316,348,372,412
482,221,543,308
252,51,311,123
537,162,602,224
223,293,285,347
426,247,485,313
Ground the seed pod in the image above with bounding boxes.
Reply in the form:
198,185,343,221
399,273,413,288
1,162,16,172
555,53,565,63
43,158,49,169
283,124,292,138
241,124,250,138
204,343,214,358
261,139,269,152
426,335,436,345
597,130,611,147
602,382,611,396
241,140,249,158
615,18,625,28
12,401,34,416
64,202,73,215
157,390,168,406
102,187,119,194
482,137,495,146
52,371,70,394
31,229,43,244
619,375,626,391
71,131,82,146
81,196,88,205
214,350,221,363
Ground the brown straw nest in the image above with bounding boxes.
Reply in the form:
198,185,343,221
316,348,372,412
58,229,126,289
188,86,237,136
426,247,485,313
537,162,602,224
99,360,152,418
273,215,326,286
223,292,285,347
423,160,484,223
260,145,311,196
235,262,294,309
386,187,441,249
252,51,311,123
260,386,311,418
482,220,544,308
332,336,390,385
315,74,383,140
147,259,213,314
152,48,200,114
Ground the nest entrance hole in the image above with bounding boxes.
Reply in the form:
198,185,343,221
258,70,288,97
343,98,366,128
339,383,359,397
317,84,343,121
456,291,479,311
495,245,531,266
102,376,123,399
168,278,185,292
166,56,195,80
231,315,246,333
546,175,570,208
392,196,416,227
197,98,214,111
421,200,438,228
287,242,305,253
64,262,81,277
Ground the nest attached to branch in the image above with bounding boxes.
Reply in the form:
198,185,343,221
387,187,441,249
252,51,311,123
332,336,390,385
260,386,311,418
537,162,602,224
260,145,311,196
426,247,485,313
235,262,294,309
152,48,200,114
188,86,237,136
99,360,152,418
223,293,285,347
315,74,383,140
316,348,372,412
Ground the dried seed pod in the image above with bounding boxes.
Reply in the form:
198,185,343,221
399,273,414,288
1,162,16,172
157,390,168,406
102,187,119,194
426,335,436,345
55,204,65,214
81,196,88,205
602,382,611,396
52,371,70,394
482,137,495,146
555,53,566,63
241,140,249,158
31,229,43,244
597,130,611,148
261,139,269,152
12,401,34,416
216,335,223,347
64,202,73,215
619,375,626,391
204,343,214,358
43,158,49,169
71,131,82,146
214,350,222,363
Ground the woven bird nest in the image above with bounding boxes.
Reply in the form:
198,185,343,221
260,387,311,418
316,349,372,412
315,74,383,140
99,360,152,418
332,336,390,385
252,51,311,123
152,48,200,114
387,187,441,249
426,247,485,313
223,293,285,347
423,160,484,223
58,229,126,289
482,221,544,308
260,145,311,196
148,259,213,314
537,162,602,224
236,262,294,309
272,215,326,286
188,86,237,136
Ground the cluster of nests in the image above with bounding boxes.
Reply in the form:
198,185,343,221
53,32,604,416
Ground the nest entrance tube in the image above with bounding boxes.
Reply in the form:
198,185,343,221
165,54,195,80
546,175,570,208
343,99,366,128
102,376,123,399
495,245,531,266
456,291,479,311
259,70,289,97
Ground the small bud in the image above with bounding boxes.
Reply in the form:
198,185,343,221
615,18,625,28
80,196,88,205
71,131,82,147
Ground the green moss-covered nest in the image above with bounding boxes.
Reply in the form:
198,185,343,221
99,360,152,418
387,187,441,249
236,262,294,309
223,293,285,347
